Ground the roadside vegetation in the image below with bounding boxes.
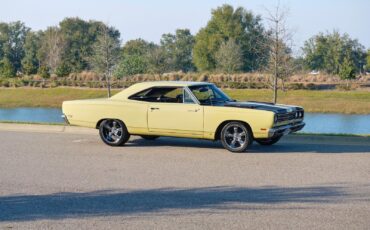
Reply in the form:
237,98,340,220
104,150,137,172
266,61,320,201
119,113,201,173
0,4,369,110
0,6,369,84
0,88,369,114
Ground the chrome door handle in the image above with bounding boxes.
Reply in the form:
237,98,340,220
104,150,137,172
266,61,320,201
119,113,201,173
150,107,159,111
188,109,199,112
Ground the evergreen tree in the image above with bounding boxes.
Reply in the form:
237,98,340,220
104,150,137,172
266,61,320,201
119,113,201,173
115,39,155,77
193,4,268,72
21,32,41,75
160,29,195,72
339,55,356,81
0,57,16,78
302,31,366,75
0,21,29,74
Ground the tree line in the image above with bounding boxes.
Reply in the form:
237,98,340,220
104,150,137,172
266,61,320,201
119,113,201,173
0,4,369,80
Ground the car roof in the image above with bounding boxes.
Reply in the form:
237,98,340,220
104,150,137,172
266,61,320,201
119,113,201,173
110,81,213,100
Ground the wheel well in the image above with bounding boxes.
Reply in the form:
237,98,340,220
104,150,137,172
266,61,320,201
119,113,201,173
214,120,253,140
96,118,126,129
96,119,106,129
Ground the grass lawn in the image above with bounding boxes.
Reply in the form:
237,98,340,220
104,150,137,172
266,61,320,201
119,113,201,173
0,87,369,114
0,88,115,108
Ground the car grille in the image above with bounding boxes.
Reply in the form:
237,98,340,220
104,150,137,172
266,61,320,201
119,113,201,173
277,110,304,122
277,112,296,122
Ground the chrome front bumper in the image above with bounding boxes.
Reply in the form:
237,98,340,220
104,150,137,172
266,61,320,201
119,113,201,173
268,122,305,138
61,114,70,125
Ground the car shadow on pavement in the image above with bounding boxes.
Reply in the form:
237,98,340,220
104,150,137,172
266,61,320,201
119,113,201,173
0,185,348,222
127,137,223,149
126,137,370,154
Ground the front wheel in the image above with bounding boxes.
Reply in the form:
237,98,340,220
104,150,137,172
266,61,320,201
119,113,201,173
99,119,130,146
220,122,253,153
255,136,281,146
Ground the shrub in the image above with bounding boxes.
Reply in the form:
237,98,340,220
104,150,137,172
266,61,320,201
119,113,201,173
0,79,10,87
0,58,16,78
9,79,24,87
55,63,71,77
336,84,352,91
287,83,305,90
50,81,60,88
305,83,319,90
38,66,50,79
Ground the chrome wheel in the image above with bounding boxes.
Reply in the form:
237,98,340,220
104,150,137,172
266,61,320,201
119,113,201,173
220,122,252,152
224,125,247,148
99,119,130,146
102,120,123,143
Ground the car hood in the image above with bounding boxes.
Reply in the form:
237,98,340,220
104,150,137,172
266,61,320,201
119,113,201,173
222,101,303,113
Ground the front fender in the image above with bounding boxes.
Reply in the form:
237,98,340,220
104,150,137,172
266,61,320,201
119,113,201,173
203,106,275,139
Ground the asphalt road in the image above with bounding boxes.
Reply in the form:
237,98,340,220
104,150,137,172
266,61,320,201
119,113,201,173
0,126,369,229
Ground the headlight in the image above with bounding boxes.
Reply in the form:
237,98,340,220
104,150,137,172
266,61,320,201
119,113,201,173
274,114,278,123
296,111,304,118
295,112,299,118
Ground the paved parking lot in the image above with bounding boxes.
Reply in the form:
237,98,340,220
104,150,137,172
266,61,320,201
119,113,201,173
0,126,369,229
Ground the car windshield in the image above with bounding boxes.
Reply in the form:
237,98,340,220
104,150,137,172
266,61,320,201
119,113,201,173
189,84,234,105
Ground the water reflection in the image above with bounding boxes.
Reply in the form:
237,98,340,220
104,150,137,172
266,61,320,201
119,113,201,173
0,108,64,123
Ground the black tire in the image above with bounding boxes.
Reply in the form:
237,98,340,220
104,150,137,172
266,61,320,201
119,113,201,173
99,119,130,146
220,121,253,153
255,136,281,146
140,135,159,140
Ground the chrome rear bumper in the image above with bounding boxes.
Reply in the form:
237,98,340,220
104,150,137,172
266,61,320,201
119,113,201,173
268,122,305,138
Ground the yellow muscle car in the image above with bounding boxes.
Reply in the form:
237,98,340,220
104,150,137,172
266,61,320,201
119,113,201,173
62,81,305,152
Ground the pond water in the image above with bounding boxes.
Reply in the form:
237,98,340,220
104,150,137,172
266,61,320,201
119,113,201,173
0,107,369,135
0,108,64,124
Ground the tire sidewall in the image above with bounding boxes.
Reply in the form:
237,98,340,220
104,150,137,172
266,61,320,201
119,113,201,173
220,122,252,153
99,119,130,146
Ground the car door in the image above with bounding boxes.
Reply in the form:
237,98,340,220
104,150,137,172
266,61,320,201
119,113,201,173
148,88,203,137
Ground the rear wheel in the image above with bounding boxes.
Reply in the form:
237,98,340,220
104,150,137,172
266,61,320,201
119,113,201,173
255,136,281,146
140,135,159,140
220,122,252,153
99,119,130,146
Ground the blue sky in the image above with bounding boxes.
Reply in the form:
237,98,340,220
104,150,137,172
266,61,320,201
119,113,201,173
1,0,369,52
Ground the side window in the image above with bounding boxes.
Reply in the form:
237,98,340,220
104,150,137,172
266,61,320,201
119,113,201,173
184,89,195,104
191,86,214,100
129,87,184,103
164,88,183,103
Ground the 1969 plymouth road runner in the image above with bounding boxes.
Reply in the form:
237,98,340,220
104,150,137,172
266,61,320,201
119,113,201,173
62,81,305,152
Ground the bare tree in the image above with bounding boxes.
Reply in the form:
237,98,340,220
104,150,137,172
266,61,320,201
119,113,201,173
40,27,65,73
264,3,294,104
90,24,121,97
215,38,243,73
